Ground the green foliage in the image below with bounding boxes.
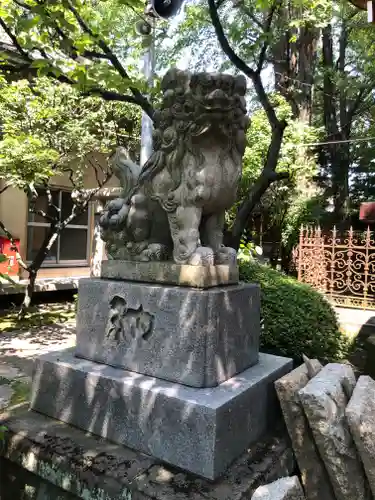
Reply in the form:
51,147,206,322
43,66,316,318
227,95,321,248
9,380,30,407
0,0,146,94
0,425,7,444
0,253,20,286
157,0,332,75
239,260,350,362
0,77,140,191
242,94,319,192
237,238,263,263
281,195,327,254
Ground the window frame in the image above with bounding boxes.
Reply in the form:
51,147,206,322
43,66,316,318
26,188,92,267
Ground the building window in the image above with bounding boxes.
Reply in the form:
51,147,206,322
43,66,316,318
27,188,90,266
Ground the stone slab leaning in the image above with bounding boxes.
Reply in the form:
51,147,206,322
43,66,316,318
251,476,306,500
275,359,336,500
75,278,260,388
299,363,371,500
346,375,375,498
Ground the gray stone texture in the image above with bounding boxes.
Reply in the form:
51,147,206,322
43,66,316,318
0,384,13,410
30,348,293,480
99,70,249,268
346,375,375,497
275,360,335,500
299,363,371,500
101,259,239,288
251,476,305,500
75,278,260,388
0,407,295,500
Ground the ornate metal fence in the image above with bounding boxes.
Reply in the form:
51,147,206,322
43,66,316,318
295,226,375,309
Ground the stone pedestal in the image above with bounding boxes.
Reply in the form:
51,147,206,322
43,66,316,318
31,269,292,480
76,278,260,388
0,407,295,500
30,349,292,480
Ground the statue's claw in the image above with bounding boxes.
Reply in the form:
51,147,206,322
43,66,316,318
187,247,215,266
215,246,237,265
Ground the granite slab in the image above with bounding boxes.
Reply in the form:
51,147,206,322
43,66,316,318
30,348,293,480
100,260,239,288
76,278,260,388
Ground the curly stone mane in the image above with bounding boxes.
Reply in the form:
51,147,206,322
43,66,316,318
133,68,249,212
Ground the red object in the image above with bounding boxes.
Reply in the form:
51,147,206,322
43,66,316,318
360,202,375,223
0,236,20,276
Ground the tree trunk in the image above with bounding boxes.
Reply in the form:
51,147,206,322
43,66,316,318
321,23,351,220
272,1,319,123
225,122,288,250
18,225,59,316
19,269,37,318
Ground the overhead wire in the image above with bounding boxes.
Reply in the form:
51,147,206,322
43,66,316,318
299,136,375,147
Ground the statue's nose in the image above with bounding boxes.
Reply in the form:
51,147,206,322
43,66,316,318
206,89,228,103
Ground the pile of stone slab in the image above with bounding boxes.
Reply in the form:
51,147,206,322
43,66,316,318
273,357,375,500
251,476,306,500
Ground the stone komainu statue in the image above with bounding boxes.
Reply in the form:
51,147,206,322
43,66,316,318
100,68,249,266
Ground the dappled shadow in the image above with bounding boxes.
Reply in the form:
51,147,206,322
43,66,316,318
348,316,375,375
0,323,75,378
0,457,77,499
74,277,260,388
0,406,292,498
29,274,291,479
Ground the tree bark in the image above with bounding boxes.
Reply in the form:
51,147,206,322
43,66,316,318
19,269,37,318
225,125,288,250
322,23,351,220
272,2,319,123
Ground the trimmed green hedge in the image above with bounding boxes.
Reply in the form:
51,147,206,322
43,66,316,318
239,261,349,362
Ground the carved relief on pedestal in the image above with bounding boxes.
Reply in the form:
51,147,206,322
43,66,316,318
105,295,154,344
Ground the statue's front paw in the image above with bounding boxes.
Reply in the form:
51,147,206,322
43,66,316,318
215,246,237,265
139,243,170,262
187,246,215,266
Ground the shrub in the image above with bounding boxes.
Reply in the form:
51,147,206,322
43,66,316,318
239,260,350,362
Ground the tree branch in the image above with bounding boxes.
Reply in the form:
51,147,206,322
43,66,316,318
347,86,369,126
45,185,60,219
30,209,55,223
0,14,154,117
207,0,283,129
238,5,264,29
0,183,10,195
84,88,142,105
66,0,154,118
0,18,30,59
63,167,77,188
0,46,144,106
227,121,287,249
207,0,255,79
257,2,280,73
268,171,290,181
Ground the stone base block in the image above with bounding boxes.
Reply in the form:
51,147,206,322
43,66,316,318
30,349,292,480
101,259,239,288
76,278,260,388
0,408,295,500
